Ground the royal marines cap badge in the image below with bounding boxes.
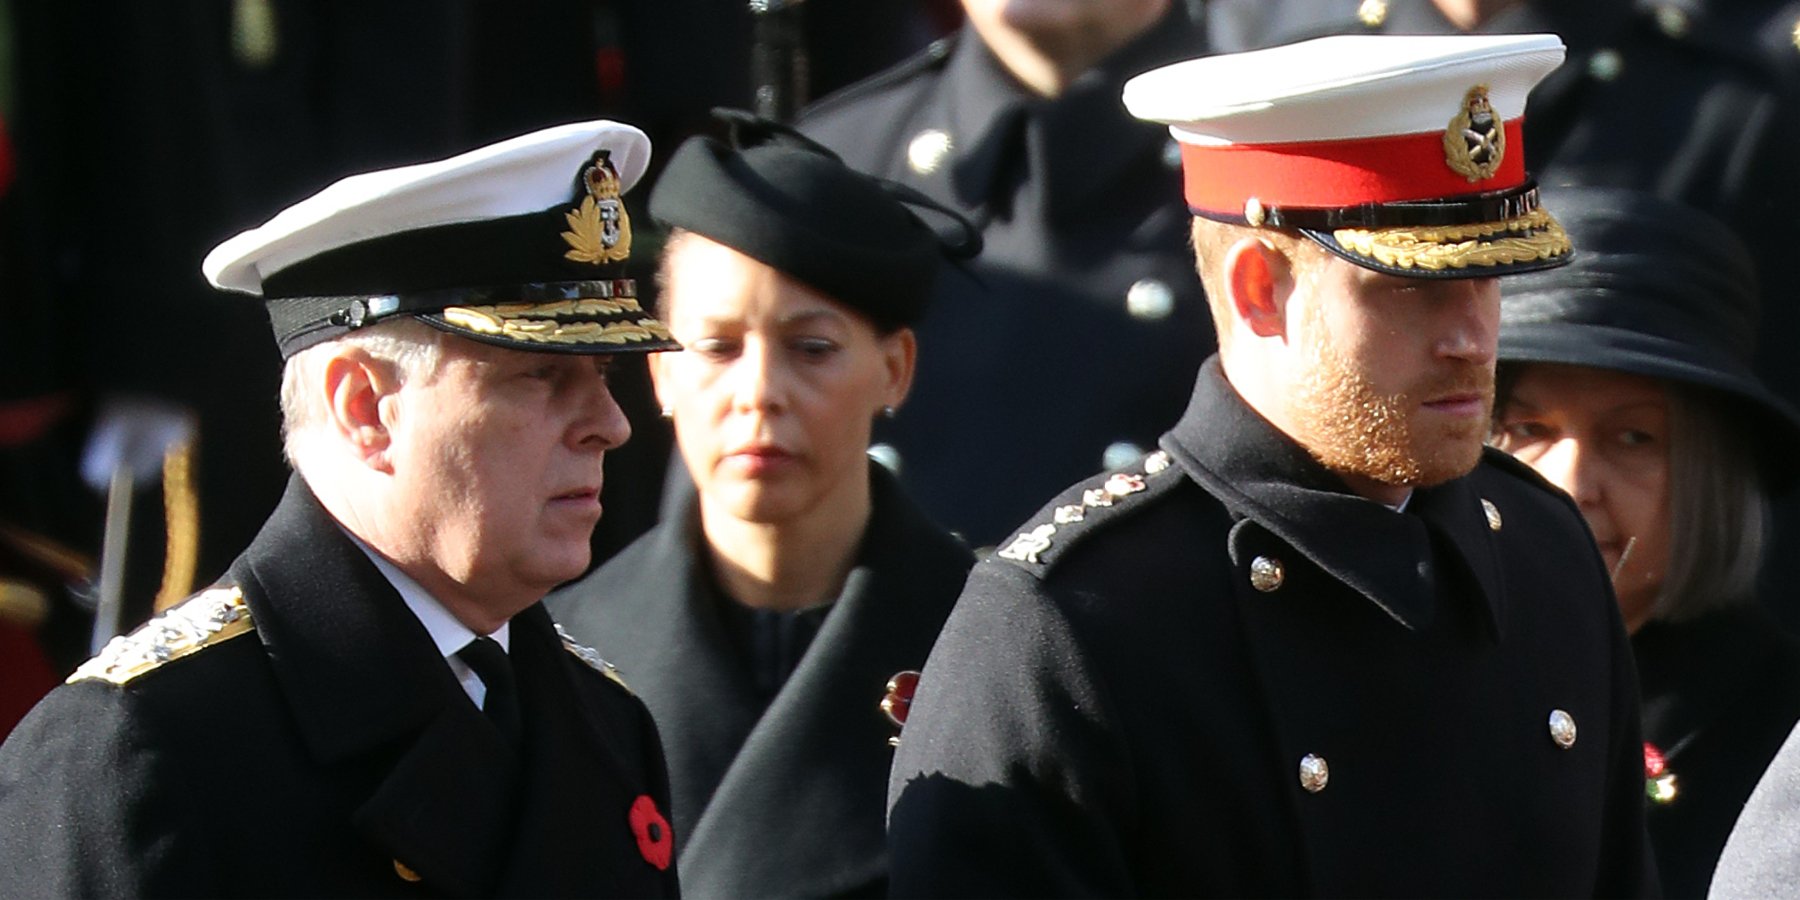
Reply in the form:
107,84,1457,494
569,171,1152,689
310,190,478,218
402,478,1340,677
1444,85,1505,182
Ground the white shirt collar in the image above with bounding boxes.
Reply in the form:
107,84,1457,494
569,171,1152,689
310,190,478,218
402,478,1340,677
344,531,509,707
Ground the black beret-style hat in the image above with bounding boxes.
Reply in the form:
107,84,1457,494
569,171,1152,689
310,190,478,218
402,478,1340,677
203,120,678,358
648,109,979,331
1498,187,1800,482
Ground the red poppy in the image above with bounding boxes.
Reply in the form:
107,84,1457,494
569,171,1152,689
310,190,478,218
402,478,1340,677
1643,742,1679,805
882,670,922,727
628,794,673,870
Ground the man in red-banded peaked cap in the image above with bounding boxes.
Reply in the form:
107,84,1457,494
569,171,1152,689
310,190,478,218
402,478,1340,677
884,34,1656,898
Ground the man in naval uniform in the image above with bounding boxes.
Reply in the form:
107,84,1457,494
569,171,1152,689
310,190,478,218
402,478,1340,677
796,0,1214,547
0,121,683,897
886,34,1657,896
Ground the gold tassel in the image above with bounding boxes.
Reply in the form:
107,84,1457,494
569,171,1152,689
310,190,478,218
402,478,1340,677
153,440,199,612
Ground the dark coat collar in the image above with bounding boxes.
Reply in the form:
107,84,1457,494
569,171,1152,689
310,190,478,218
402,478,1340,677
1163,357,1507,634
230,476,640,896
553,463,971,897
929,8,1205,222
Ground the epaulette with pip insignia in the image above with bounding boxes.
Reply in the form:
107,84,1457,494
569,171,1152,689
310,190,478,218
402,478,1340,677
555,623,633,694
991,449,1184,575
67,586,254,686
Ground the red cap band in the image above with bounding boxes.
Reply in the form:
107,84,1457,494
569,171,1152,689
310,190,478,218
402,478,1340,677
1182,118,1526,215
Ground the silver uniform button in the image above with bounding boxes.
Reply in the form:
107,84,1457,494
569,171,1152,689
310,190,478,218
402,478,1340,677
907,129,953,175
1126,278,1175,321
1481,498,1502,531
1299,754,1330,793
1357,0,1388,27
1249,555,1285,592
1102,440,1144,471
1588,48,1624,82
1548,709,1578,749
867,443,902,474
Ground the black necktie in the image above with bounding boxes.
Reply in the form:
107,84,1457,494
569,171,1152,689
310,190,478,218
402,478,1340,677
457,636,521,751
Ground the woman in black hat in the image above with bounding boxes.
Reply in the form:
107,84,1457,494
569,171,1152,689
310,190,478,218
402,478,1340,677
548,111,979,898
1490,187,1800,898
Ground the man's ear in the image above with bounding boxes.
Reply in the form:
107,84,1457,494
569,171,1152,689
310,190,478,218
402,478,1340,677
1223,237,1294,339
322,349,399,471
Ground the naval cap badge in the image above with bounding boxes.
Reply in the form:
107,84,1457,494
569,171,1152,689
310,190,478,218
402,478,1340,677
563,149,632,265
1443,84,1504,182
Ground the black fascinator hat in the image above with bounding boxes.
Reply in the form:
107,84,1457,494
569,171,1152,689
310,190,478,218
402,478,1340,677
648,108,980,331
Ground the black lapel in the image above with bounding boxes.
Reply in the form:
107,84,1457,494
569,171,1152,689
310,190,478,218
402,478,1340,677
497,604,664,896
681,466,970,897
550,491,767,845
233,476,518,896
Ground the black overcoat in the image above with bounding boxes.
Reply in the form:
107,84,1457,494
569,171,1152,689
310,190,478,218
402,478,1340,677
796,11,1216,547
0,477,681,898
1632,607,1800,898
887,358,1657,897
549,463,973,898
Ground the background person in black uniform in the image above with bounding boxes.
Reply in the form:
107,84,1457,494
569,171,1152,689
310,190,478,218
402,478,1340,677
0,121,683,897
1491,188,1800,898
549,112,979,898
886,34,1656,896
1205,0,1800,635
797,0,1215,547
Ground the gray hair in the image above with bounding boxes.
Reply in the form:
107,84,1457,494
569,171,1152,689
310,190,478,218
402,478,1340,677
1657,384,1768,621
278,319,445,471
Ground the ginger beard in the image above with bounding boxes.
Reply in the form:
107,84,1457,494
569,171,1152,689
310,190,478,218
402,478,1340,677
1292,300,1493,490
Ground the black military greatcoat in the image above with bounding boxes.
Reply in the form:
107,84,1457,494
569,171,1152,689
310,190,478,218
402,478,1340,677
0,477,680,898
887,358,1657,897
549,464,973,898
797,11,1215,547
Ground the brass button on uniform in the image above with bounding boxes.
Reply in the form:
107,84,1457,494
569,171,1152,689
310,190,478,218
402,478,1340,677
1654,4,1690,38
1481,498,1502,531
1548,709,1578,749
1357,0,1388,27
1299,753,1330,792
907,129,952,175
1249,555,1285,592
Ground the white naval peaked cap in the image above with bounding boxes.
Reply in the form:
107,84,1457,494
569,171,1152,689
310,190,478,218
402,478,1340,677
1123,34,1573,278
202,119,676,357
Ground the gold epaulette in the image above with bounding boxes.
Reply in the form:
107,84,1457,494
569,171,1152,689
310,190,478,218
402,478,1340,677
67,587,254,686
554,623,633,694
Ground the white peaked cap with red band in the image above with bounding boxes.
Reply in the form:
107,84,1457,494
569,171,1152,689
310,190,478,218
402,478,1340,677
1123,33,1574,279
